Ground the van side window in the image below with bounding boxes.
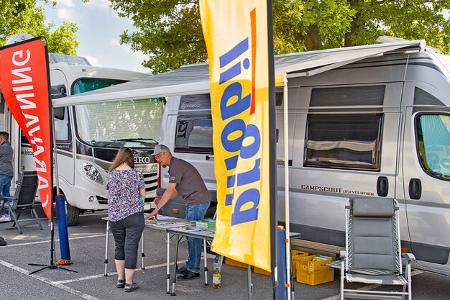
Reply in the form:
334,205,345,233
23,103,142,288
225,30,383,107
55,107,72,151
175,116,213,154
416,113,450,181
304,114,383,171
310,85,385,107
413,87,445,106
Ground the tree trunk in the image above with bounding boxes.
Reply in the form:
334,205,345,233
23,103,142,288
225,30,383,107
345,0,360,47
305,25,321,51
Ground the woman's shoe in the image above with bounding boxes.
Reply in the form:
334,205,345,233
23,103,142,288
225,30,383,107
124,283,139,292
116,279,125,288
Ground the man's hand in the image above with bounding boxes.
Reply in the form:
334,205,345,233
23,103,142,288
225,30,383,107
146,183,176,221
145,208,159,220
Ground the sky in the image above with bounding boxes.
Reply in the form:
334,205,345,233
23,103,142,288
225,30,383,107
39,0,147,73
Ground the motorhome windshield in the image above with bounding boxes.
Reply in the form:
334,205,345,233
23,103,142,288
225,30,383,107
416,114,450,181
75,98,164,148
72,78,127,95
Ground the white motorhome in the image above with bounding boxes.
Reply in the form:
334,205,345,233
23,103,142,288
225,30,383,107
52,41,450,275
1,54,162,225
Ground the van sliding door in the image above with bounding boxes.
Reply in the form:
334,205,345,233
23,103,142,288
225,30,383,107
288,83,403,246
401,82,450,269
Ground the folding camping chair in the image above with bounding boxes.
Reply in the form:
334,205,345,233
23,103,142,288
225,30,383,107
1,171,43,234
340,198,415,300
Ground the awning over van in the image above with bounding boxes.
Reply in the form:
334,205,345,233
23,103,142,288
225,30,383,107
275,40,424,77
53,40,424,107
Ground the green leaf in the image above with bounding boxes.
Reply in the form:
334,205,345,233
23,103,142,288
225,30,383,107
105,0,450,72
0,0,78,55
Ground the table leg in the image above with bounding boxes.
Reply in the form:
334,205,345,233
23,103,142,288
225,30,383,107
104,221,109,277
290,246,295,300
203,240,208,286
141,231,145,270
248,265,253,300
166,232,170,294
171,235,181,296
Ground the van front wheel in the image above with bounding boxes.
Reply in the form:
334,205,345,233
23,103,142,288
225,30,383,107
66,203,80,226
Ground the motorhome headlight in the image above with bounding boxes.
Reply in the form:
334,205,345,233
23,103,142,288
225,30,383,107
149,163,158,173
83,163,104,185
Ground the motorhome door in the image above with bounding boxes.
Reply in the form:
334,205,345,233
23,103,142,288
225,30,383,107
171,94,215,190
49,69,75,186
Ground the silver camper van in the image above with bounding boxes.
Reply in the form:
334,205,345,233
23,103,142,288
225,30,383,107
158,41,450,275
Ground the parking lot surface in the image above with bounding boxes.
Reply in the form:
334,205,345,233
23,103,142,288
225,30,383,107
0,213,449,300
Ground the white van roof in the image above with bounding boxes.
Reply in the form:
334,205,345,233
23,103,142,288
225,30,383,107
53,40,424,107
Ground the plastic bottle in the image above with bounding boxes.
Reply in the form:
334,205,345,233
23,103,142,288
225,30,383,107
212,256,222,288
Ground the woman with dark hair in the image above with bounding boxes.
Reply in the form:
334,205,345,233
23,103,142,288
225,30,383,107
107,147,145,292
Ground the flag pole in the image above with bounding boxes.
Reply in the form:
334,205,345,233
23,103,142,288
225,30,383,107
28,38,76,275
28,110,76,274
267,0,278,298
283,73,292,299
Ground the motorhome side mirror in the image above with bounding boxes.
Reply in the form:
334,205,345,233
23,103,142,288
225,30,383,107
50,85,67,99
54,107,65,120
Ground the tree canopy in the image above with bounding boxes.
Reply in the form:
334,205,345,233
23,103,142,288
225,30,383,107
0,0,79,55
107,0,450,74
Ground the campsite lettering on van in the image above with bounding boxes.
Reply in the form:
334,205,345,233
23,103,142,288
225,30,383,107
301,184,375,197
218,37,262,226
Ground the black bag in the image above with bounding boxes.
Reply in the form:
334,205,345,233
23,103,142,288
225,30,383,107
0,236,7,246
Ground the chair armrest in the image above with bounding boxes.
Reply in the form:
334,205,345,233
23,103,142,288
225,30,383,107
402,253,416,262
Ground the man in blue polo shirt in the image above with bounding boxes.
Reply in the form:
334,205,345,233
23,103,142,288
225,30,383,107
146,144,210,280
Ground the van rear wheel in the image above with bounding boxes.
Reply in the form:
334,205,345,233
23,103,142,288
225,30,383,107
66,202,80,226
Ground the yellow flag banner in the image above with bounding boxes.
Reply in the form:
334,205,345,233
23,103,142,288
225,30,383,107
200,0,271,271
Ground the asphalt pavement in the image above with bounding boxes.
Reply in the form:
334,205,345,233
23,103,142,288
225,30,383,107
0,213,449,300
